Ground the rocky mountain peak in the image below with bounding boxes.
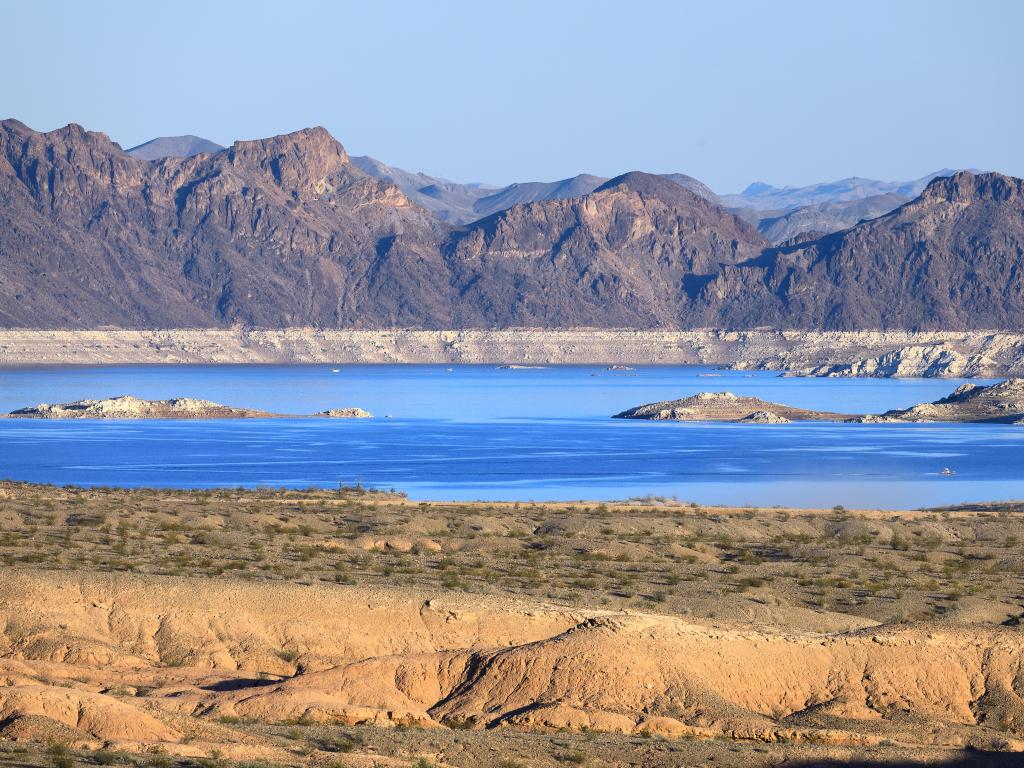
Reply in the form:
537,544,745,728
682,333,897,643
918,171,1022,204
594,171,690,199
225,126,349,191
1,119,126,158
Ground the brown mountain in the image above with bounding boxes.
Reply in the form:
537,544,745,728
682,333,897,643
0,121,765,329
2,120,1023,331
0,119,450,327
700,172,1024,330
443,172,766,327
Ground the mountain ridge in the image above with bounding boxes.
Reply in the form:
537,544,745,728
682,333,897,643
2,119,1020,331
124,130,953,241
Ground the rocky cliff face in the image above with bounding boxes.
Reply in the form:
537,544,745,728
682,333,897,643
699,172,1024,330
3,120,1024,331
444,172,766,327
0,119,450,328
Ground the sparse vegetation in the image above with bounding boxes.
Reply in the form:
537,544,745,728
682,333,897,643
1,482,1023,768
3,480,1016,623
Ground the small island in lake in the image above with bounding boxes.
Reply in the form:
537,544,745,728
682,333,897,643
614,392,846,422
614,379,1024,424
6,395,373,420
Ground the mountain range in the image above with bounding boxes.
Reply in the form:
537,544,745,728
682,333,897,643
125,134,951,242
3,119,1020,331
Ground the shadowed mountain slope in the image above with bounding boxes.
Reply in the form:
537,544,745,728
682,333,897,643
3,120,1023,331
700,172,1024,330
443,172,766,327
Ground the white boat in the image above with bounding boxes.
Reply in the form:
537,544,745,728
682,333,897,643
941,467,956,476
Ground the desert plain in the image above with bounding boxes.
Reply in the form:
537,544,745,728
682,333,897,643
0,482,1022,768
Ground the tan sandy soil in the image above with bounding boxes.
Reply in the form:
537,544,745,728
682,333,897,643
1,483,1023,767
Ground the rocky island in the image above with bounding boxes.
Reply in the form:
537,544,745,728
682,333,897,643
864,378,1024,423
614,392,845,422
318,407,374,418
6,395,373,419
615,379,1024,424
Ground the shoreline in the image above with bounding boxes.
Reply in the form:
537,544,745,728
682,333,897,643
1,327,1023,376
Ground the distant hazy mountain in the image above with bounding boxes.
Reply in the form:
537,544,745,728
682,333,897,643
350,155,497,223
126,135,225,161
353,157,720,224
471,175,607,219
720,170,959,211
735,193,910,244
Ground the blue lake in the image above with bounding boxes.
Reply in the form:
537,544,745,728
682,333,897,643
0,364,1022,508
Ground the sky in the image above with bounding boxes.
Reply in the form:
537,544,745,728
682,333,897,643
3,0,1021,193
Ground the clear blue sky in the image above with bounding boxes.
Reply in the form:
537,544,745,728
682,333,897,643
3,0,1021,192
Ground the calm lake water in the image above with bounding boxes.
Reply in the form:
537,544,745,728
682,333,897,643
0,364,1022,509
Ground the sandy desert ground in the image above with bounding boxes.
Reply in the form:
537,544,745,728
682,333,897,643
0,482,1023,767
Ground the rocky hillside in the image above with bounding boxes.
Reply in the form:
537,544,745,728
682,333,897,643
3,120,1023,331
443,172,766,327
0,121,762,329
700,172,1024,330
0,119,450,328
143,135,948,240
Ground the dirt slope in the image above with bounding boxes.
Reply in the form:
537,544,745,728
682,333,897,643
1,570,1022,756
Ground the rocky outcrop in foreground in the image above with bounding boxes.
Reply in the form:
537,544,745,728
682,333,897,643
617,379,1024,424
7,395,371,419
